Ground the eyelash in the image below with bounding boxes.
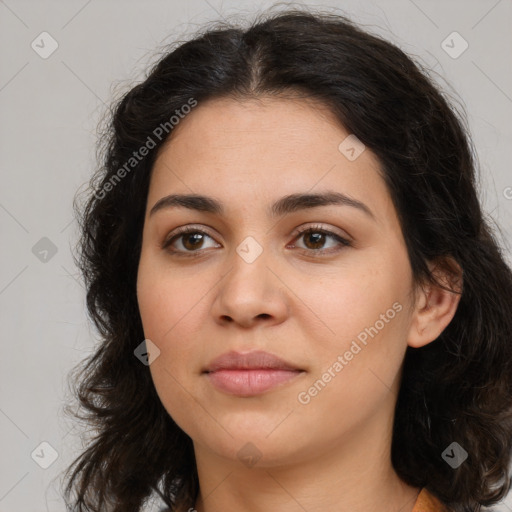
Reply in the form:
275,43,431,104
161,224,352,258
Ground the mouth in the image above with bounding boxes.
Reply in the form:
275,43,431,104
202,350,305,397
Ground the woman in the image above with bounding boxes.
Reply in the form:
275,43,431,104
63,6,512,512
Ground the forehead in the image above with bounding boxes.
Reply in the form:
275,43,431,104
157,94,347,161
147,95,394,223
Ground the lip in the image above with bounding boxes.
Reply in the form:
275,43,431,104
203,350,305,396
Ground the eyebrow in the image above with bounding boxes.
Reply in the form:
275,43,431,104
149,191,374,220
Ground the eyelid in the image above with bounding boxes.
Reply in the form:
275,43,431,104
161,224,218,249
290,223,352,244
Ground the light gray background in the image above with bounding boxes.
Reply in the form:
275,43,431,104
1,0,511,510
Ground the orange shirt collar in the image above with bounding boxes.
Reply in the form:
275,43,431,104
412,488,450,512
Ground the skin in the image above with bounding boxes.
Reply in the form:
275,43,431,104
136,95,461,512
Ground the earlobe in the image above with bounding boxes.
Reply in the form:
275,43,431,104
407,260,463,349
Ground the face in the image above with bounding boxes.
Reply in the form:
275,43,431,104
136,95,418,467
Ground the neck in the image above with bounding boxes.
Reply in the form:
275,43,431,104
191,402,420,512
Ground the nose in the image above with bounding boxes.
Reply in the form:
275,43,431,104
210,243,289,329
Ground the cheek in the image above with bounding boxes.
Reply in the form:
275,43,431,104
294,250,412,397
297,258,408,341
136,253,212,386
136,251,209,344
292,278,409,439
137,265,205,433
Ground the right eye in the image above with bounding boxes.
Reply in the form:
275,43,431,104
162,226,220,256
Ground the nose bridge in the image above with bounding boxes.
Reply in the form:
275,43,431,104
227,231,272,294
213,230,287,325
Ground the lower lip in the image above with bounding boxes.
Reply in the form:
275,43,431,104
205,369,303,396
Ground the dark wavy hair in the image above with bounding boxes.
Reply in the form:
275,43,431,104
63,5,512,512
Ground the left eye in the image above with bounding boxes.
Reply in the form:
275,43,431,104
291,227,351,253
162,225,351,256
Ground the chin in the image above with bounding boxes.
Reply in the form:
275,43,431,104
192,419,312,469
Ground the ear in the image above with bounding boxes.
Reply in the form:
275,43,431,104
407,258,463,348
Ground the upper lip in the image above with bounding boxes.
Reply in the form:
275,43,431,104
203,350,302,373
